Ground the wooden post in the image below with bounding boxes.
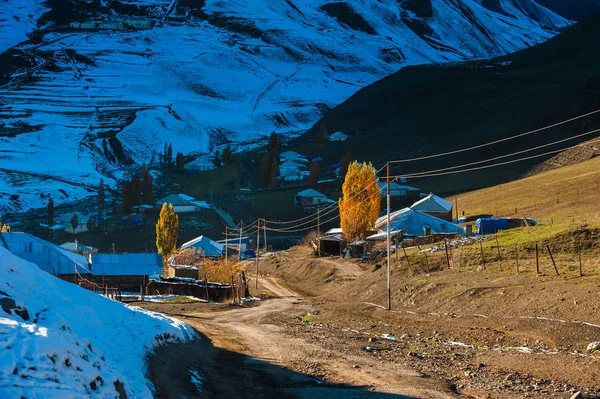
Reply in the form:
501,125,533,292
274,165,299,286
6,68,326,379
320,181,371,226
423,252,430,273
225,226,228,262
479,241,486,270
546,245,559,276
255,219,260,290
402,245,411,271
515,245,519,274
317,210,321,257
535,243,539,274
444,239,450,269
231,274,236,304
238,221,243,261
263,222,267,252
579,250,583,277
495,235,502,271
204,274,210,302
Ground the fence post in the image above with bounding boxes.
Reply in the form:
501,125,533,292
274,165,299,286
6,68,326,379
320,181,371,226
515,245,519,274
204,274,210,302
535,243,539,274
444,239,451,269
546,245,559,276
423,252,430,273
402,244,412,272
479,241,486,270
231,275,236,304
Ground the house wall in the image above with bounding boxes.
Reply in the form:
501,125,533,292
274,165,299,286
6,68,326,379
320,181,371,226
421,210,453,222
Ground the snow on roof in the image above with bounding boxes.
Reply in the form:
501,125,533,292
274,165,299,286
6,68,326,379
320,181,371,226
90,253,162,276
280,160,304,168
0,232,91,274
328,131,349,141
411,193,453,213
280,150,300,158
181,235,224,256
296,188,327,197
0,246,194,398
189,200,211,209
375,208,465,237
59,241,98,252
325,227,343,235
281,154,308,163
178,193,196,201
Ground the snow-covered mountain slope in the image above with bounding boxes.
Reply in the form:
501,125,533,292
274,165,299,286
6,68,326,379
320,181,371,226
0,0,48,54
0,0,570,212
0,246,195,398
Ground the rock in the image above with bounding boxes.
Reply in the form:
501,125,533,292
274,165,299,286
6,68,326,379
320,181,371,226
0,297,16,314
586,342,600,353
570,392,584,399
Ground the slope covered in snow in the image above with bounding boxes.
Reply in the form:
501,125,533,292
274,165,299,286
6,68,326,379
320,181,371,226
0,0,570,212
0,247,195,398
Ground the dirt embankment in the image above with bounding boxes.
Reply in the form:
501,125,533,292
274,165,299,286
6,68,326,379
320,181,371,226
255,246,600,398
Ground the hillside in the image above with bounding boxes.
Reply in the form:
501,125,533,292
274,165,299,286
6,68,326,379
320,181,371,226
536,0,600,21
298,12,600,195
0,247,195,398
0,0,570,212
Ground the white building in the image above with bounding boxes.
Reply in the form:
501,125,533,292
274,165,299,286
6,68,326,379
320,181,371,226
328,132,349,142
185,156,216,172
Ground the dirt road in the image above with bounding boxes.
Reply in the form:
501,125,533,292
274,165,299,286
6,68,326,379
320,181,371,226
145,277,457,399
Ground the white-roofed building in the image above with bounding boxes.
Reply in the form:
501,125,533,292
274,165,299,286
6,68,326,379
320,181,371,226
328,131,349,142
180,236,224,258
295,189,328,206
90,253,162,276
156,193,209,213
375,208,465,237
184,156,216,172
411,193,454,221
0,232,91,275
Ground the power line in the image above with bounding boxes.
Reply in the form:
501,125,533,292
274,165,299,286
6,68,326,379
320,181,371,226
389,108,600,164
402,127,600,178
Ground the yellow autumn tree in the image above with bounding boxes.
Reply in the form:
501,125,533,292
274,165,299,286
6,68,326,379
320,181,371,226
339,161,380,242
156,203,179,275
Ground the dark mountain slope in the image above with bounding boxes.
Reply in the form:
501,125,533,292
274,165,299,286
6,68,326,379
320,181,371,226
535,0,600,21
299,14,600,195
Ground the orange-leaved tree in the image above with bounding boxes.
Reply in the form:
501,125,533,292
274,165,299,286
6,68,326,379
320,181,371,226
156,203,179,275
338,161,380,242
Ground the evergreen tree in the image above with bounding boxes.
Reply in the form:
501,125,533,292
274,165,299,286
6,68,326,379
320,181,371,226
338,162,380,241
97,178,105,215
156,203,179,275
270,156,279,187
260,156,271,185
176,152,185,172
122,181,134,213
86,217,96,232
167,143,173,165
70,214,79,234
47,197,54,227
340,152,352,181
317,120,329,143
142,170,154,205
222,145,232,164
308,162,320,188
162,143,168,165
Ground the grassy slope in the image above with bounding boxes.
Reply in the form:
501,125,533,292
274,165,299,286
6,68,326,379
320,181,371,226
292,13,600,195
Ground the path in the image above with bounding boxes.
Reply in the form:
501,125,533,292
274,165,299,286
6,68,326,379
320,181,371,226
213,206,237,229
147,278,457,398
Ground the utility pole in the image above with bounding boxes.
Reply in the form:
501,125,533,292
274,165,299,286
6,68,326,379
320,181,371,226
317,209,321,257
238,221,243,261
255,219,260,289
386,162,391,311
263,220,267,252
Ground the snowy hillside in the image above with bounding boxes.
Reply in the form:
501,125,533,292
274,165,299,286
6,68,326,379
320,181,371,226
0,247,195,398
0,0,571,212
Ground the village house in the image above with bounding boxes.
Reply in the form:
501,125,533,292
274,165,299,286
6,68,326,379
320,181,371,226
125,19,154,29
279,160,307,181
280,153,308,164
184,156,216,172
410,193,454,221
0,232,91,275
90,253,162,277
156,193,210,213
54,212,94,234
60,240,98,258
180,235,224,259
328,131,349,142
294,189,329,206
375,208,465,237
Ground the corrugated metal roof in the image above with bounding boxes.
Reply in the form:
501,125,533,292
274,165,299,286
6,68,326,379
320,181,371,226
60,241,97,252
0,232,91,275
296,188,326,197
90,253,162,276
375,208,465,237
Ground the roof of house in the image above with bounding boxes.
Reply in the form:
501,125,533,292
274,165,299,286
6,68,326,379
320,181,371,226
280,150,300,158
296,188,327,198
90,253,162,276
378,182,420,192
60,241,98,252
325,227,343,235
280,160,304,169
281,154,308,163
375,208,465,237
410,193,453,213
181,235,224,256
0,232,91,274
186,156,215,166
157,193,197,205
329,131,349,140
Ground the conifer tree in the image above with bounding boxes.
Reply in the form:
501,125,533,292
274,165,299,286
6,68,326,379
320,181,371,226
47,197,54,227
338,161,380,241
222,145,232,164
142,170,154,205
308,162,320,188
70,214,79,235
156,203,179,275
340,152,352,181
176,152,185,172
167,143,173,165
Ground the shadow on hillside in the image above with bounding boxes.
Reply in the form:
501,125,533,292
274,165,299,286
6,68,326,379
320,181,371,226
148,333,418,399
